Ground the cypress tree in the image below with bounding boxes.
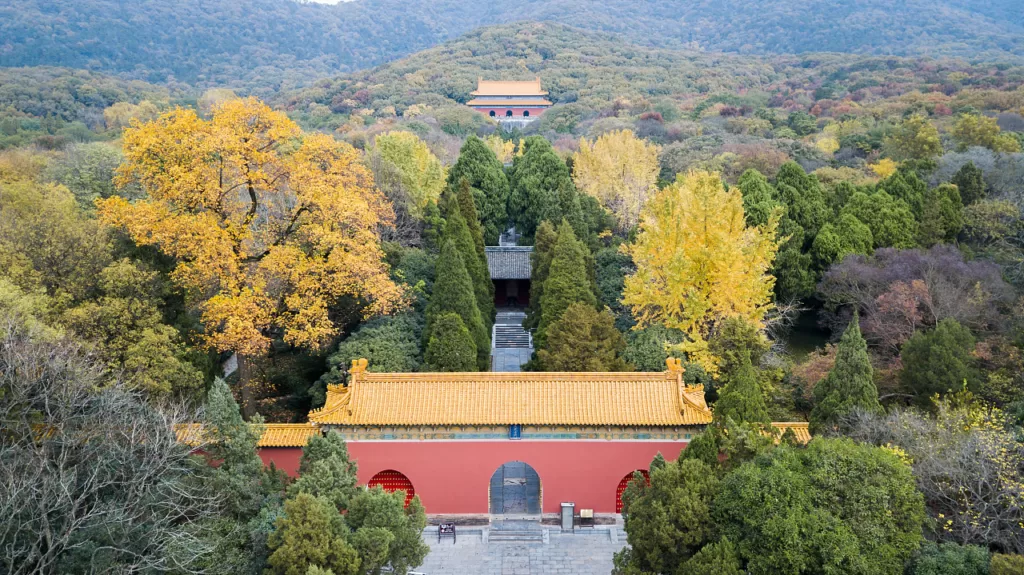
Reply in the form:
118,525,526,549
810,312,881,433
424,239,489,369
737,169,779,228
537,221,596,346
951,161,986,206
524,220,558,331
536,302,628,371
455,177,494,318
713,350,771,426
508,136,584,240
441,193,494,329
447,136,510,244
424,312,478,371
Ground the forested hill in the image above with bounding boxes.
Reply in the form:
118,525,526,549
1,0,1022,93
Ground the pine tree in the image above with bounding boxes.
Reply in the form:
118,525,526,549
524,220,558,331
440,193,494,329
446,136,510,244
713,350,771,426
424,312,478,371
508,136,584,240
203,377,275,520
266,493,360,575
810,312,882,433
737,169,780,228
679,538,743,575
538,221,596,345
454,178,495,319
536,302,628,371
424,240,489,369
288,431,361,510
951,161,986,206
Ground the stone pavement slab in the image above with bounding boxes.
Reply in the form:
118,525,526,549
416,531,624,575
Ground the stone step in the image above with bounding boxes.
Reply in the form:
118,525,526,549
487,531,546,543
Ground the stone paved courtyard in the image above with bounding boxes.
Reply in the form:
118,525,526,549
416,532,625,575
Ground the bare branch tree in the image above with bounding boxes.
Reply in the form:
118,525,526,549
0,317,218,574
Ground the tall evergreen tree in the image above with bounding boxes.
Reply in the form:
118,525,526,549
713,350,771,426
737,169,780,228
441,193,494,328
446,136,510,244
265,493,360,575
288,431,360,511
774,162,829,242
810,313,882,433
536,302,628,371
424,312,478,371
203,376,277,520
951,161,986,206
508,136,584,240
524,220,558,331
454,178,495,322
424,239,489,369
537,221,596,345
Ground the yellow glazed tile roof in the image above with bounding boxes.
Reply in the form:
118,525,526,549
175,423,320,447
771,422,812,444
471,77,548,96
258,424,321,447
466,98,553,107
309,358,713,427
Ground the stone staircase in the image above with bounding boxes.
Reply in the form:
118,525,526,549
494,311,531,349
487,520,546,544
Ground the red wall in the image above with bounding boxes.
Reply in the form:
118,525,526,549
260,447,304,476
345,440,688,514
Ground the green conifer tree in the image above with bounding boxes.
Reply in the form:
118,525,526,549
810,312,882,433
424,239,489,369
508,136,584,240
537,221,596,345
737,169,780,228
536,302,628,371
524,220,558,331
346,488,429,575
446,136,510,244
203,376,276,519
679,538,743,575
712,350,771,426
424,312,478,371
288,431,361,510
266,493,360,575
441,192,494,329
951,161,986,206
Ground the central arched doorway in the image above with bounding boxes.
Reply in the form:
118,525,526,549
489,461,541,515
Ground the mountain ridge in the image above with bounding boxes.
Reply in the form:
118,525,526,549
0,0,1021,92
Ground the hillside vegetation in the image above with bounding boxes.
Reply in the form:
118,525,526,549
0,0,1021,91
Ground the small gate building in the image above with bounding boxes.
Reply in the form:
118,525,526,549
209,359,811,517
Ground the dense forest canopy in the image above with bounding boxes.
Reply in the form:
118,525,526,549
0,0,1022,92
5,4,1024,573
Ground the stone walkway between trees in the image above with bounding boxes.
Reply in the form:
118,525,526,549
416,531,625,575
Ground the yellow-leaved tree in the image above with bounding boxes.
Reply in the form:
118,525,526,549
622,170,780,374
372,131,446,217
99,97,404,415
573,129,660,231
484,134,516,165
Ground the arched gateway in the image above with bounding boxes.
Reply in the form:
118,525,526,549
489,461,541,515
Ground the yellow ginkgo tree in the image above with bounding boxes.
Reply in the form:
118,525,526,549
99,97,404,416
622,170,780,374
573,129,660,231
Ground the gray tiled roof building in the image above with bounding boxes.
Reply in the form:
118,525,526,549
485,246,533,280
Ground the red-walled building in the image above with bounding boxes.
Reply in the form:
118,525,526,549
467,78,552,123
248,359,811,517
